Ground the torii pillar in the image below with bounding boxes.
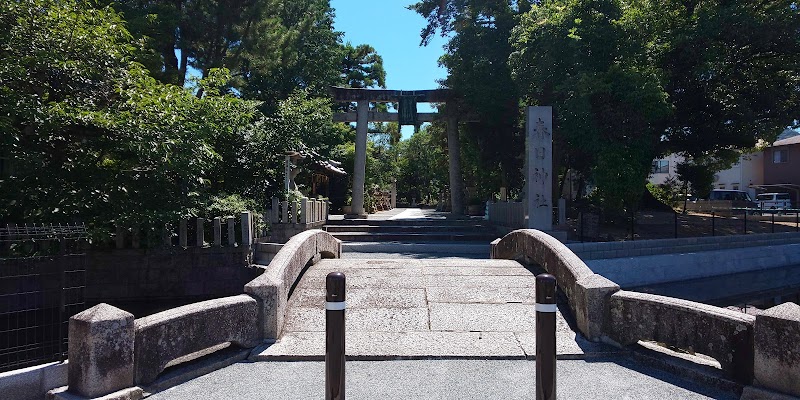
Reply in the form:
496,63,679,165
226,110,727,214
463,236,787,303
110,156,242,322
331,87,456,218
351,100,369,217
446,113,463,215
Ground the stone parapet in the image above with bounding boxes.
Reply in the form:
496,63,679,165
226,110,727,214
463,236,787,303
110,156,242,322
491,229,618,340
753,302,800,396
133,295,259,384
607,290,755,383
245,230,341,339
67,304,135,398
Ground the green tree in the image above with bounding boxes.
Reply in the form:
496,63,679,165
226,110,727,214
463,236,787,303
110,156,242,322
0,0,266,229
396,126,448,205
410,0,525,194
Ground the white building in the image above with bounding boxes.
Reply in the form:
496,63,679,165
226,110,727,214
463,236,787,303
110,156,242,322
649,152,764,199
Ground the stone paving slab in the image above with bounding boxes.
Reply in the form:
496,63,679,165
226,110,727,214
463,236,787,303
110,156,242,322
425,286,537,304
303,266,424,278
284,307,430,332
429,303,539,332
253,331,527,359
423,274,537,288
289,288,427,309
299,275,427,288
420,266,533,276
261,257,605,360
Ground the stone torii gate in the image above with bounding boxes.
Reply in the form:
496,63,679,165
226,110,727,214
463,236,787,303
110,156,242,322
331,87,463,217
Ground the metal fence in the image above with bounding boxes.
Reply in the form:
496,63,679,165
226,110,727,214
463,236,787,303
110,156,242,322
0,224,87,372
577,208,800,242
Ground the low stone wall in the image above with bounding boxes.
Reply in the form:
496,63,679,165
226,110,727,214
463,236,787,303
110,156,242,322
607,290,755,383
491,229,619,340
245,229,341,339
133,295,259,384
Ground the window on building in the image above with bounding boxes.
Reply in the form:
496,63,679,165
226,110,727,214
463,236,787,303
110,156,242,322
773,149,788,163
651,160,669,174
732,184,739,190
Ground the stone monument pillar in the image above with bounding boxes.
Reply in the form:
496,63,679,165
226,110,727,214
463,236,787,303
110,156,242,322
525,106,553,231
447,114,463,215
351,100,369,217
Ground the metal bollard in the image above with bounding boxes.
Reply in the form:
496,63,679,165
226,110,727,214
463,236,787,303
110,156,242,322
535,273,557,400
743,211,747,234
326,272,346,400
674,212,678,239
712,212,716,236
772,212,776,233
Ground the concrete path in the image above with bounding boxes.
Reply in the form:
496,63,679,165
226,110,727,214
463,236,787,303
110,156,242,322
147,358,737,400
252,258,611,360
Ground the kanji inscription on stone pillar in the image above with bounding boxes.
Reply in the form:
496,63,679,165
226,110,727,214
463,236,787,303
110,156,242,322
526,106,553,231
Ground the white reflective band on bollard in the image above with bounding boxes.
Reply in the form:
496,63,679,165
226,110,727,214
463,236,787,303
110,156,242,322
535,303,557,313
325,301,346,311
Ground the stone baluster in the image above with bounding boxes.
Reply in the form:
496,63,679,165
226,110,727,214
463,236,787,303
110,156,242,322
281,201,289,224
178,219,187,247
241,211,253,246
213,217,222,247
272,197,280,223
301,198,309,224
227,216,235,246
196,218,205,247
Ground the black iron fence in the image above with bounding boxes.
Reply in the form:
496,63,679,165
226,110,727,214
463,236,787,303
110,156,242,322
0,224,87,373
577,208,800,242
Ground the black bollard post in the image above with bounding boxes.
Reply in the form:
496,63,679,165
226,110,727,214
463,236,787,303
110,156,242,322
712,212,716,236
744,210,747,235
772,212,775,233
536,274,557,400
674,211,678,239
325,272,346,400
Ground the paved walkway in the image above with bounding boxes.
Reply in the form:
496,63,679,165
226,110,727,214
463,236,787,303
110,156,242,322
147,358,737,399
252,257,610,360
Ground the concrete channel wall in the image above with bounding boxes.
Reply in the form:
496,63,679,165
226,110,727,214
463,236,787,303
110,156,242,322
565,232,800,288
494,229,800,397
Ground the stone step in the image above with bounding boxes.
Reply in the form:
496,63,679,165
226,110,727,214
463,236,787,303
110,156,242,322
326,219,490,227
324,224,492,233
329,232,498,242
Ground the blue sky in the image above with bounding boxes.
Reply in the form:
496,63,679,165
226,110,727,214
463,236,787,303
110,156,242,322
331,0,449,138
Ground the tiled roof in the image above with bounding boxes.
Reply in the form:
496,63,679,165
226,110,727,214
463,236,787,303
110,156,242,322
772,135,800,147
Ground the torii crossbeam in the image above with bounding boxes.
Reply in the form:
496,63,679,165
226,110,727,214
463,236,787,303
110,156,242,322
330,87,464,217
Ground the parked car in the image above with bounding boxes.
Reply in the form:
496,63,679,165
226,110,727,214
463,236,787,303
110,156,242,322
756,193,792,213
707,189,759,213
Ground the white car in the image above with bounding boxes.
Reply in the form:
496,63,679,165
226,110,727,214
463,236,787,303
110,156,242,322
756,193,792,213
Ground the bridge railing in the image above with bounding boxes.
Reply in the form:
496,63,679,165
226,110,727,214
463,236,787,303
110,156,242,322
265,197,329,242
492,228,800,393
46,230,342,399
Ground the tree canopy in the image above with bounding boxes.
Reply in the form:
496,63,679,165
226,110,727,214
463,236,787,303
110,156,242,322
0,0,386,231
412,0,800,211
